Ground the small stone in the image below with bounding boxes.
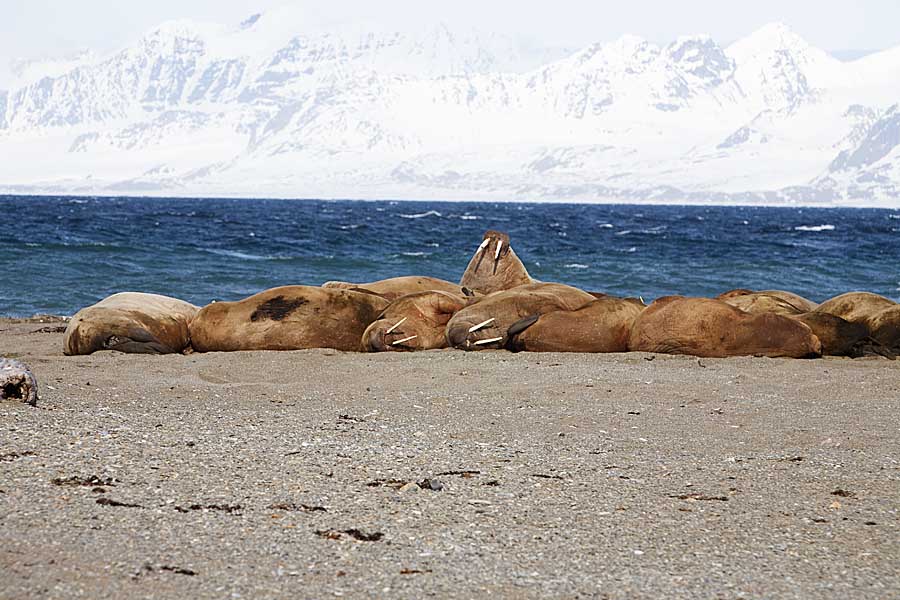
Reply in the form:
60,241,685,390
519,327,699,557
418,478,444,491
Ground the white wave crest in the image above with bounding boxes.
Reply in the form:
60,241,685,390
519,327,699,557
400,210,442,219
794,224,835,232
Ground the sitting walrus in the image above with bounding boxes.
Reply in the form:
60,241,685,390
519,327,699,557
505,296,646,353
361,291,469,352
322,276,464,301
445,283,595,350
459,230,534,295
64,292,199,355
628,296,822,358
718,289,819,316
190,286,389,352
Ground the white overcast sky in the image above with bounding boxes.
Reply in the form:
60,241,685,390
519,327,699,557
1,0,898,87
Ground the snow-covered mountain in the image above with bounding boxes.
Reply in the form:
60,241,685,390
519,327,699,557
1,12,898,205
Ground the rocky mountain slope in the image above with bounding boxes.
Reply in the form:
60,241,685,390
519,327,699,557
1,10,898,205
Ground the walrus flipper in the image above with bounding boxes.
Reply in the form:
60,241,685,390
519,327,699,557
505,314,541,352
103,328,175,354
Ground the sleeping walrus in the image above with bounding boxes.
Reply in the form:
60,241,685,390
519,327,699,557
322,276,463,301
361,291,469,352
64,292,199,355
628,296,822,358
445,283,595,350
190,286,388,352
459,230,534,295
505,296,646,353
718,289,818,316
814,292,899,355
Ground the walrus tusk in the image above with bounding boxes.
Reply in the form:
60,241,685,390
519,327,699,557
392,335,418,346
468,318,495,333
494,239,503,260
477,239,490,254
474,337,503,346
385,316,407,334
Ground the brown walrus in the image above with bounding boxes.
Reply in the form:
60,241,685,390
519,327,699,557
717,289,819,315
505,296,646,353
867,305,900,353
361,291,469,352
812,292,899,356
459,230,534,295
814,292,897,323
445,283,595,350
190,286,389,352
64,292,199,355
322,276,464,301
788,312,875,357
628,296,822,358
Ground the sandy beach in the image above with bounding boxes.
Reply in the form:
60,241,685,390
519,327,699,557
1,319,898,599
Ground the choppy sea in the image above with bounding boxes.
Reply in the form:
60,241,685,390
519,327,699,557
2,195,899,317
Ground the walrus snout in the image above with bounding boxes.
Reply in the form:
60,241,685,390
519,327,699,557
362,318,420,352
446,317,504,350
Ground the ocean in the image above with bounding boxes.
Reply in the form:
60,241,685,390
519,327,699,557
2,195,899,317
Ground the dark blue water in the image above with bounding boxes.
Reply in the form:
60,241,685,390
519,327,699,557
2,195,899,317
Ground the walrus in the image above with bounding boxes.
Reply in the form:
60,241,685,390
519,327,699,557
322,276,464,301
445,283,596,350
814,292,897,323
811,292,899,356
628,296,822,358
459,230,534,295
190,286,389,352
505,296,646,353
867,305,900,353
64,292,199,355
718,289,819,316
361,291,469,352
1,358,38,406
788,312,876,357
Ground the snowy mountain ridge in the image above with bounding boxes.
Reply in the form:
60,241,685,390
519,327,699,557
1,14,899,205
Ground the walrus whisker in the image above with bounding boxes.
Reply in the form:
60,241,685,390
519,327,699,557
473,337,503,346
385,316,407,334
468,318,495,333
392,335,418,346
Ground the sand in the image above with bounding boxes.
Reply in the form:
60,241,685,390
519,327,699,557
1,320,898,599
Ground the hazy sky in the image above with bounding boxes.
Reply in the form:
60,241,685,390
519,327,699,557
2,0,897,87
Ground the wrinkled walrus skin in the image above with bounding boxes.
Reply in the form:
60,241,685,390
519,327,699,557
505,296,646,353
64,292,199,355
190,286,389,352
445,283,596,351
322,276,464,301
459,230,534,296
362,291,469,352
628,296,822,359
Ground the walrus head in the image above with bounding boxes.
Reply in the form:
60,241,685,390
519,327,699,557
362,291,468,352
445,283,596,351
459,230,533,295
63,308,177,355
